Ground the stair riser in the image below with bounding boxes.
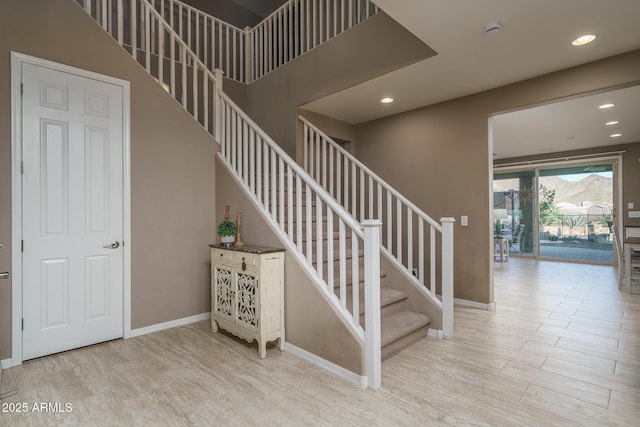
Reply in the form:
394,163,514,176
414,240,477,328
359,298,408,325
381,326,429,361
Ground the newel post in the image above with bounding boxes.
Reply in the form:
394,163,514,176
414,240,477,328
440,217,455,339
213,68,223,143
363,219,382,390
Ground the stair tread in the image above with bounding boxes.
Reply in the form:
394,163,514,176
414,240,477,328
300,231,353,241
332,268,387,285
380,288,408,307
312,249,364,265
345,287,407,314
381,311,431,348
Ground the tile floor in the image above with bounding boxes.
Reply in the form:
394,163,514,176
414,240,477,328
1,258,639,426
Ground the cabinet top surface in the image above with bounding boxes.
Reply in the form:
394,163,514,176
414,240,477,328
209,244,285,254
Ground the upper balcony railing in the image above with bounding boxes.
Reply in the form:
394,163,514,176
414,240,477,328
249,0,379,81
148,0,380,83
149,0,248,82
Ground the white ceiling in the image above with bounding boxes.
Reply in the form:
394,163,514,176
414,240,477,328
492,85,640,159
301,0,640,159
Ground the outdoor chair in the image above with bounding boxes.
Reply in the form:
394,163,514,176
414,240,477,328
510,224,526,253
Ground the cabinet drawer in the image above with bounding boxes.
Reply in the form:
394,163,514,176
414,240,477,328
211,249,259,267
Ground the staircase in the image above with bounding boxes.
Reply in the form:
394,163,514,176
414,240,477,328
74,0,454,390
300,116,455,340
292,185,432,360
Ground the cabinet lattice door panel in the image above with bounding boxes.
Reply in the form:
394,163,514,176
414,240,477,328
210,244,285,358
236,273,258,328
214,267,233,319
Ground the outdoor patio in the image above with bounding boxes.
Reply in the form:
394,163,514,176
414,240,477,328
536,240,613,263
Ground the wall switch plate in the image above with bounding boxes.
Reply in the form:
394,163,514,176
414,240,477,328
629,202,635,209
629,211,640,218
461,215,468,226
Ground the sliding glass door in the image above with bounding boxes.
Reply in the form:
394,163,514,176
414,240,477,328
493,170,537,256
493,160,616,264
538,164,614,263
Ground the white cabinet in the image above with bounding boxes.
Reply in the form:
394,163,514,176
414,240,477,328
210,244,285,358
623,242,640,294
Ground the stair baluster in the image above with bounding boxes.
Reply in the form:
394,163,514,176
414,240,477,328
75,0,384,389
300,115,456,339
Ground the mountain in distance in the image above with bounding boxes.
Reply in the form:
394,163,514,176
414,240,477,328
494,174,612,206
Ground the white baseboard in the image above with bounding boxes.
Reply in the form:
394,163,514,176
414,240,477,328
454,298,496,311
285,343,367,389
1,358,12,369
129,312,211,338
428,329,444,339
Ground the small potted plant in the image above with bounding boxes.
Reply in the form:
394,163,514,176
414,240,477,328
218,205,237,246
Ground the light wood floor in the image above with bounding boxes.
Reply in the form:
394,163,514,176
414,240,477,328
2,258,639,426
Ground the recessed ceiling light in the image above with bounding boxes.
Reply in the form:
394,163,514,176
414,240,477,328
572,34,596,46
610,133,622,138
598,103,615,109
380,97,394,104
605,121,619,126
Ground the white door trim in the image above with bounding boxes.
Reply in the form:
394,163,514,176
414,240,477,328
10,52,132,366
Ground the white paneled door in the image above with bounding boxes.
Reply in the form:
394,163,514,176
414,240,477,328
21,63,124,360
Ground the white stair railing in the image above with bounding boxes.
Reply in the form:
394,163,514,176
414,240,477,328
300,116,455,339
76,0,222,138
250,0,380,81
148,0,248,82
219,93,382,387
75,0,383,389
147,0,379,83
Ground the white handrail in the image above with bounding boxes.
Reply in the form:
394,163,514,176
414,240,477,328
75,0,222,139
300,115,455,338
220,91,383,387
77,0,384,389
146,0,379,83
221,95,364,238
147,0,248,82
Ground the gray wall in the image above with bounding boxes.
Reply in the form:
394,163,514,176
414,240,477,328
0,0,217,359
215,157,364,374
353,50,640,304
245,12,436,157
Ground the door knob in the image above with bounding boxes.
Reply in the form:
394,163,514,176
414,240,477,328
103,241,120,249
0,272,9,279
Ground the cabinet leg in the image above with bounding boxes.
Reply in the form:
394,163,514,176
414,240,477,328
259,342,266,359
211,319,219,332
278,337,285,351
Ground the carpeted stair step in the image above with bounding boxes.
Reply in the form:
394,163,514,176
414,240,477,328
339,286,407,312
381,311,431,360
